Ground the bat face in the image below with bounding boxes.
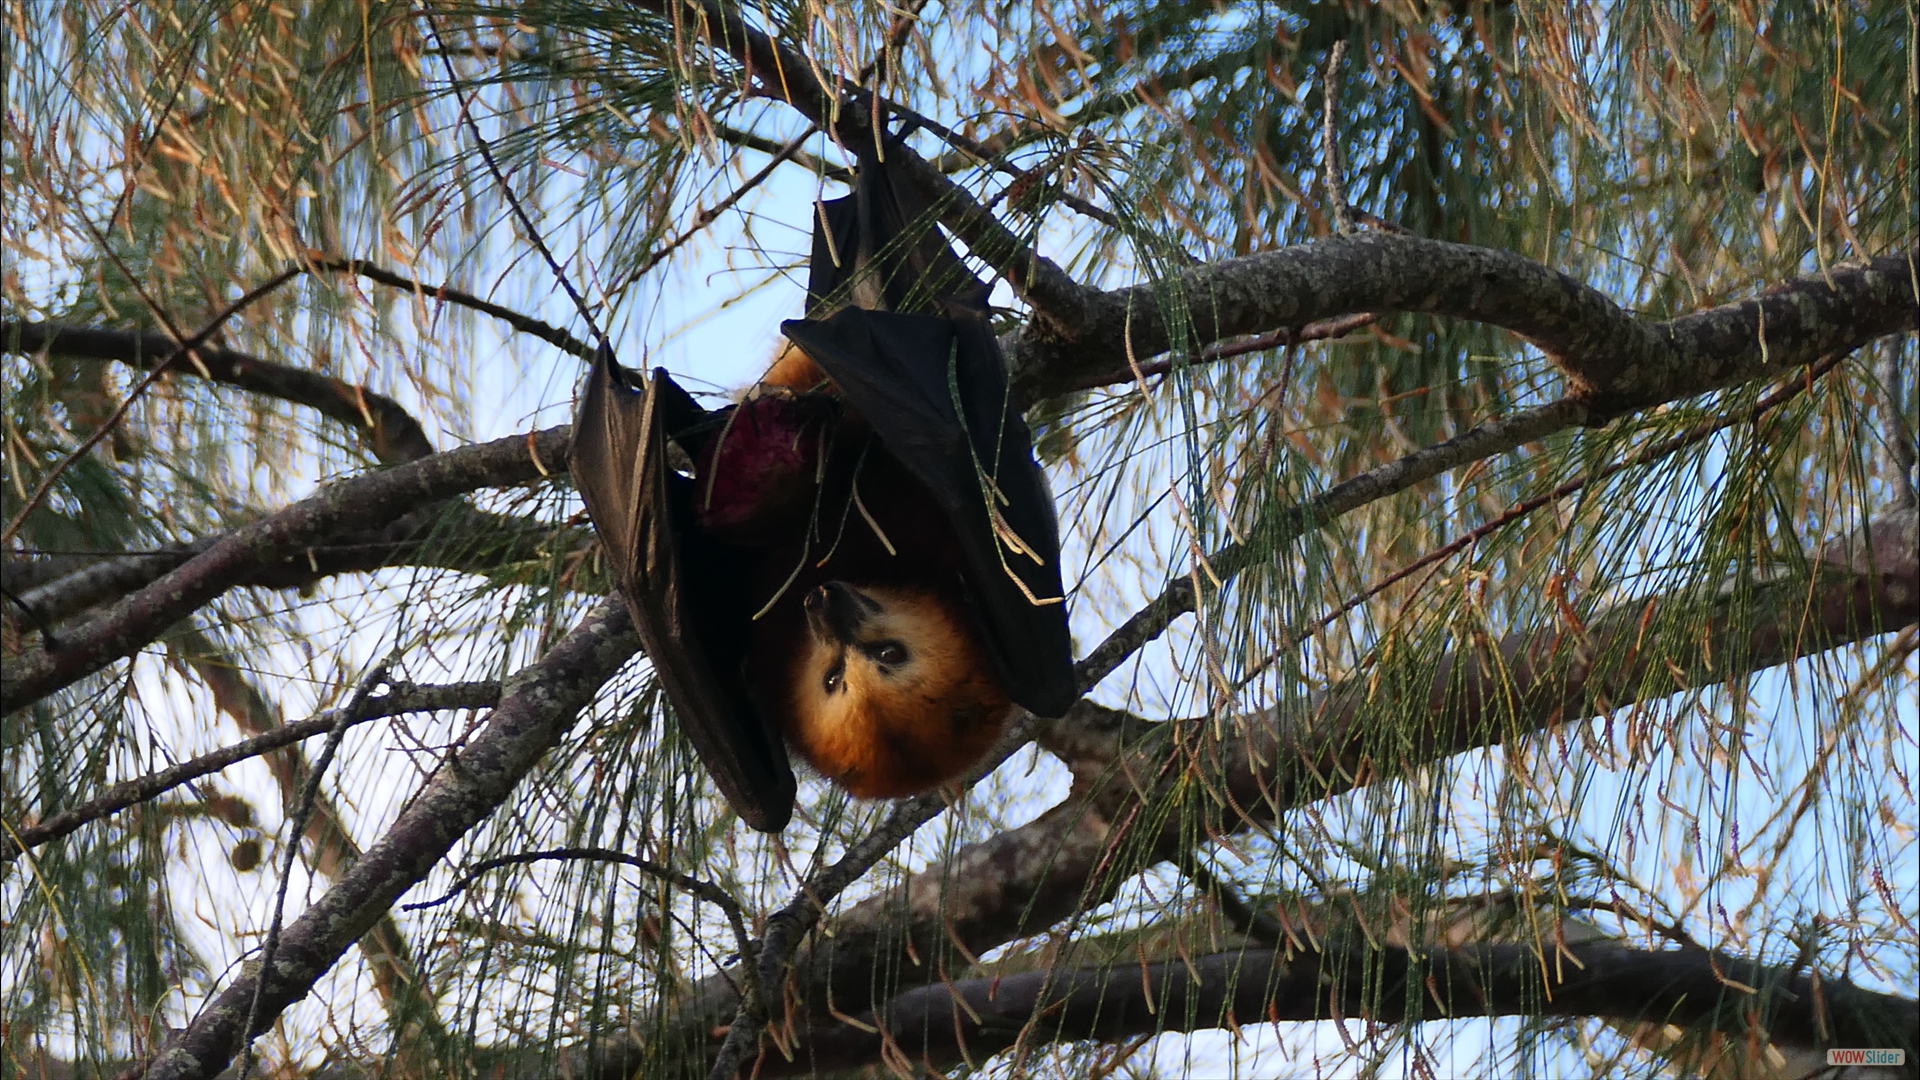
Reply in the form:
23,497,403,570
782,581,1011,798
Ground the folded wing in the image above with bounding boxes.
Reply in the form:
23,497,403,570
571,348,797,832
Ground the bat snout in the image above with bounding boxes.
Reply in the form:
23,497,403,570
804,581,881,644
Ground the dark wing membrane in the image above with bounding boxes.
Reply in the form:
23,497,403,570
571,351,796,831
806,137,984,317
780,312,1076,716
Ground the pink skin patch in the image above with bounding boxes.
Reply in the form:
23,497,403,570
695,394,827,542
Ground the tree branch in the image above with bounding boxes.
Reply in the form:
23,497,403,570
1,269,306,547
763,941,1919,1076
126,598,638,1080
1008,239,1916,413
1073,397,1587,689
9,506,586,629
1068,330,1902,697
632,0,1095,334
696,715,1042,1080
708,121,850,184
1,425,571,715
921,47,1275,175
1054,313,1377,393
3,681,500,862
5,251,597,473
1208,508,1919,825
310,259,593,362
4,320,438,465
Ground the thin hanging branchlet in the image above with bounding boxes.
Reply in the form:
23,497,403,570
235,659,393,1080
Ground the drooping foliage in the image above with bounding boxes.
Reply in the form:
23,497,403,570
3,2,1912,1077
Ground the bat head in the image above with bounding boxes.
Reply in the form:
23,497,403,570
784,581,1011,797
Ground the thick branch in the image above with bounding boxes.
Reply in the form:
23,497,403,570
1215,509,1920,821
1055,313,1377,393
130,599,637,1080
10,507,586,629
766,941,1919,1077
1008,239,1916,412
1,426,571,715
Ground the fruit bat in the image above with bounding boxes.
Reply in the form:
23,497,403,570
571,136,1074,833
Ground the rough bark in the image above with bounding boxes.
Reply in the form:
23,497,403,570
765,941,1920,1077
1007,239,1917,413
8,506,585,630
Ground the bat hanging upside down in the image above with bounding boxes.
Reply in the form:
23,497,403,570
570,135,1075,831
709,344,1021,799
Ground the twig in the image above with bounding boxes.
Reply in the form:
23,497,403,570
64,22,200,261
1873,351,1917,509
4,318,440,464
14,508,575,629
1320,40,1353,236
710,122,851,183
310,258,593,360
707,796,946,1079
630,123,823,287
856,0,931,87
124,599,635,1080
1,424,571,717
1071,398,1589,691
236,661,392,1080
630,0,1092,332
423,16,607,352
404,846,759,1002
0,681,499,863
705,717,1037,1080
1181,858,1284,947
921,50,1272,175
866,93,1127,233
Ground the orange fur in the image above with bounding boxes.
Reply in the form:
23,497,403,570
782,585,1011,797
760,341,831,393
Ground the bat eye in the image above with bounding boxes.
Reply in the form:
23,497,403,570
869,642,909,667
822,659,845,693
